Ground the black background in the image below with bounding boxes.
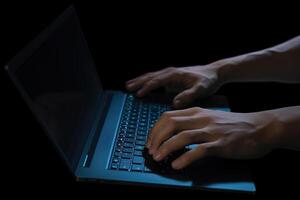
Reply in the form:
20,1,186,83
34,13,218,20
1,1,300,199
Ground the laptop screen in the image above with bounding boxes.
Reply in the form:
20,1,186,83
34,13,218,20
7,6,102,171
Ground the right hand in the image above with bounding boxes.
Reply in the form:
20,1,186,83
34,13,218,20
126,64,225,108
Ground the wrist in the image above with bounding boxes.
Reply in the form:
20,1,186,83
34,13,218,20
255,111,284,150
209,58,237,85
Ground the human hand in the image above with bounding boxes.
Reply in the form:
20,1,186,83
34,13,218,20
126,64,225,108
146,107,278,169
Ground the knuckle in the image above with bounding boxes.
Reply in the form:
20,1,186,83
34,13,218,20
188,132,199,142
193,83,204,92
178,131,196,142
199,115,214,124
206,116,215,124
168,117,177,129
205,143,220,155
204,145,213,153
179,155,192,165
165,67,176,72
175,69,185,77
149,78,161,85
199,145,209,155
159,145,169,155
144,80,154,88
145,72,154,77
166,67,183,76
151,137,160,147
191,107,202,113
161,111,172,119
147,77,159,84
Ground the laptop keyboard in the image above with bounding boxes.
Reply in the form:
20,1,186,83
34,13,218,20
109,94,170,173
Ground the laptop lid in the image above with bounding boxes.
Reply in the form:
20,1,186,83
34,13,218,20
5,5,102,172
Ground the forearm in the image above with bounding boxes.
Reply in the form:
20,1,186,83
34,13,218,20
214,36,300,83
264,106,300,151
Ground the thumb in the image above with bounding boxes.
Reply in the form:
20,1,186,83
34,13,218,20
173,85,204,108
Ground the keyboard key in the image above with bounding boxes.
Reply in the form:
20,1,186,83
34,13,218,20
135,145,144,151
144,166,151,172
112,157,119,163
134,150,143,156
124,138,134,143
136,135,146,141
121,125,127,129
123,148,133,153
135,140,145,146
130,116,137,121
137,131,147,136
117,142,123,147
124,143,134,148
138,127,147,131
121,152,132,159
131,164,143,172
139,122,147,127
119,159,131,171
127,129,135,134
133,156,144,164
111,163,118,170
131,113,138,117
126,133,134,138
141,115,147,119
114,152,121,157
128,124,136,129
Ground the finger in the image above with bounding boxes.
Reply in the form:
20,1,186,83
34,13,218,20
148,115,207,155
126,77,140,84
153,129,212,161
126,67,175,92
126,73,155,92
136,76,168,97
136,70,178,97
147,119,174,155
146,108,201,148
126,71,155,84
173,84,205,108
171,142,219,169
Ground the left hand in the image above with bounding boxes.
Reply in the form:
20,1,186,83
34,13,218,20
146,107,279,170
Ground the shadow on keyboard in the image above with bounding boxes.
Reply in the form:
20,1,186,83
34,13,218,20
143,148,253,185
142,147,187,175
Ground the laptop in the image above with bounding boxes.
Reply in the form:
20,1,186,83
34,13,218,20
5,5,255,193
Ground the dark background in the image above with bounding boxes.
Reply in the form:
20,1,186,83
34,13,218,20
1,1,300,199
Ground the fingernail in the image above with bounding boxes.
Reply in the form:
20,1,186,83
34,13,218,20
126,80,133,84
174,99,181,107
154,153,161,161
146,142,151,149
126,83,134,89
149,149,153,155
149,148,155,155
172,161,180,169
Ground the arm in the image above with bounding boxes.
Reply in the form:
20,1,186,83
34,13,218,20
270,106,300,150
146,106,300,169
126,36,300,169
218,36,300,83
126,36,300,108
